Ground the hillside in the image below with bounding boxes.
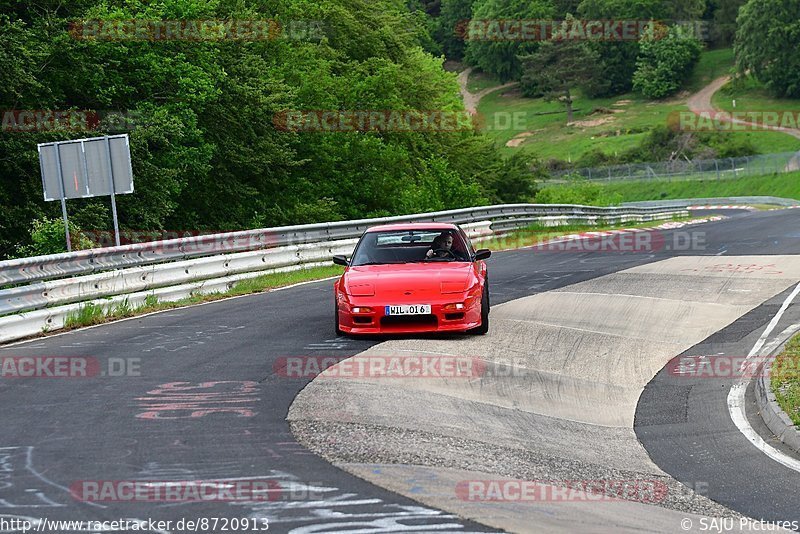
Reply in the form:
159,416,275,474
468,48,800,165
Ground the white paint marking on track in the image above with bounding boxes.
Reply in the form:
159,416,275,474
727,281,800,473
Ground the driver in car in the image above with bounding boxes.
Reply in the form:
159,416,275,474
426,232,455,259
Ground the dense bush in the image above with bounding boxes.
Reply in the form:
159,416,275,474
535,180,623,206
735,0,800,97
633,25,703,99
14,217,95,258
563,125,759,169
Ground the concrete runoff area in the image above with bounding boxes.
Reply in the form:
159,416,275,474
342,464,758,534
289,255,800,532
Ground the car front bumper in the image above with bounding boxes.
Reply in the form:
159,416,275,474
338,300,482,335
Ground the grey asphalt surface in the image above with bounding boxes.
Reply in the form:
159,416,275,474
636,209,800,529
1,208,798,533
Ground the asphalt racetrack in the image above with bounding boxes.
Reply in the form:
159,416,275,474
1,208,799,533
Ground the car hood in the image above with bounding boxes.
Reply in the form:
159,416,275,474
343,262,476,297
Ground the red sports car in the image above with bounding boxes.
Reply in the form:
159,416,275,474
333,223,491,335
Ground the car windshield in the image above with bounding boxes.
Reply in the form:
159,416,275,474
350,229,469,266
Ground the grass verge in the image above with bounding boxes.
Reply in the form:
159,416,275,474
536,171,800,205
685,48,734,93
713,76,800,116
467,69,501,93
477,86,675,160
708,77,800,153
771,333,800,426
61,265,345,331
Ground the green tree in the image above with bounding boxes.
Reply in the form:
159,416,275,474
552,0,583,16
735,0,800,97
706,0,746,46
482,153,541,203
464,0,554,82
0,0,520,259
664,0,706,20
633,25,702,98
519,18,605,122
577,0,666,95
438,0,474,59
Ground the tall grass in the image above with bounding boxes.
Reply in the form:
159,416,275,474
772,334,800,426
536,171,800,205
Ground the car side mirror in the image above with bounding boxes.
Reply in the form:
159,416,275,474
474,249,491,261
332,255,349,267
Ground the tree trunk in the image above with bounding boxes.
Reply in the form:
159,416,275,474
565,89,573,123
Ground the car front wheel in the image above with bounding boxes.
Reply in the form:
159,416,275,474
335,299,344,336
468,289,489,335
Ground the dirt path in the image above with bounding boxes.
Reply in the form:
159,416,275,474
457,67,519,114
687,75,800,170
686,76,731,117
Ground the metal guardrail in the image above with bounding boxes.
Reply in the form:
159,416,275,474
0,203,686,287
550,151,799,182
623,196,800,208
0,204,689,338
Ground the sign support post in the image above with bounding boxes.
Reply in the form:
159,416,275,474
103,136,121,246
52,144,72,252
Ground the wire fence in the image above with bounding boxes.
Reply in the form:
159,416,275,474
549,151,800,182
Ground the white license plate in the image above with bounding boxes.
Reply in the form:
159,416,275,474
385,304,431,315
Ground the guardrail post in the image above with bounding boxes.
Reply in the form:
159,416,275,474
714,158,719,180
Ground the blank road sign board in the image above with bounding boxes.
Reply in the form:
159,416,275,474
38,134,134,202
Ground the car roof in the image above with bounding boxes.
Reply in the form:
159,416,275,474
365,222,460,232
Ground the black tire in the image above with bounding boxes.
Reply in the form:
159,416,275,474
335,300,344,336
468,289,489,335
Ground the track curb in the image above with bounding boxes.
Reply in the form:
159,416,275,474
756,335,800,453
